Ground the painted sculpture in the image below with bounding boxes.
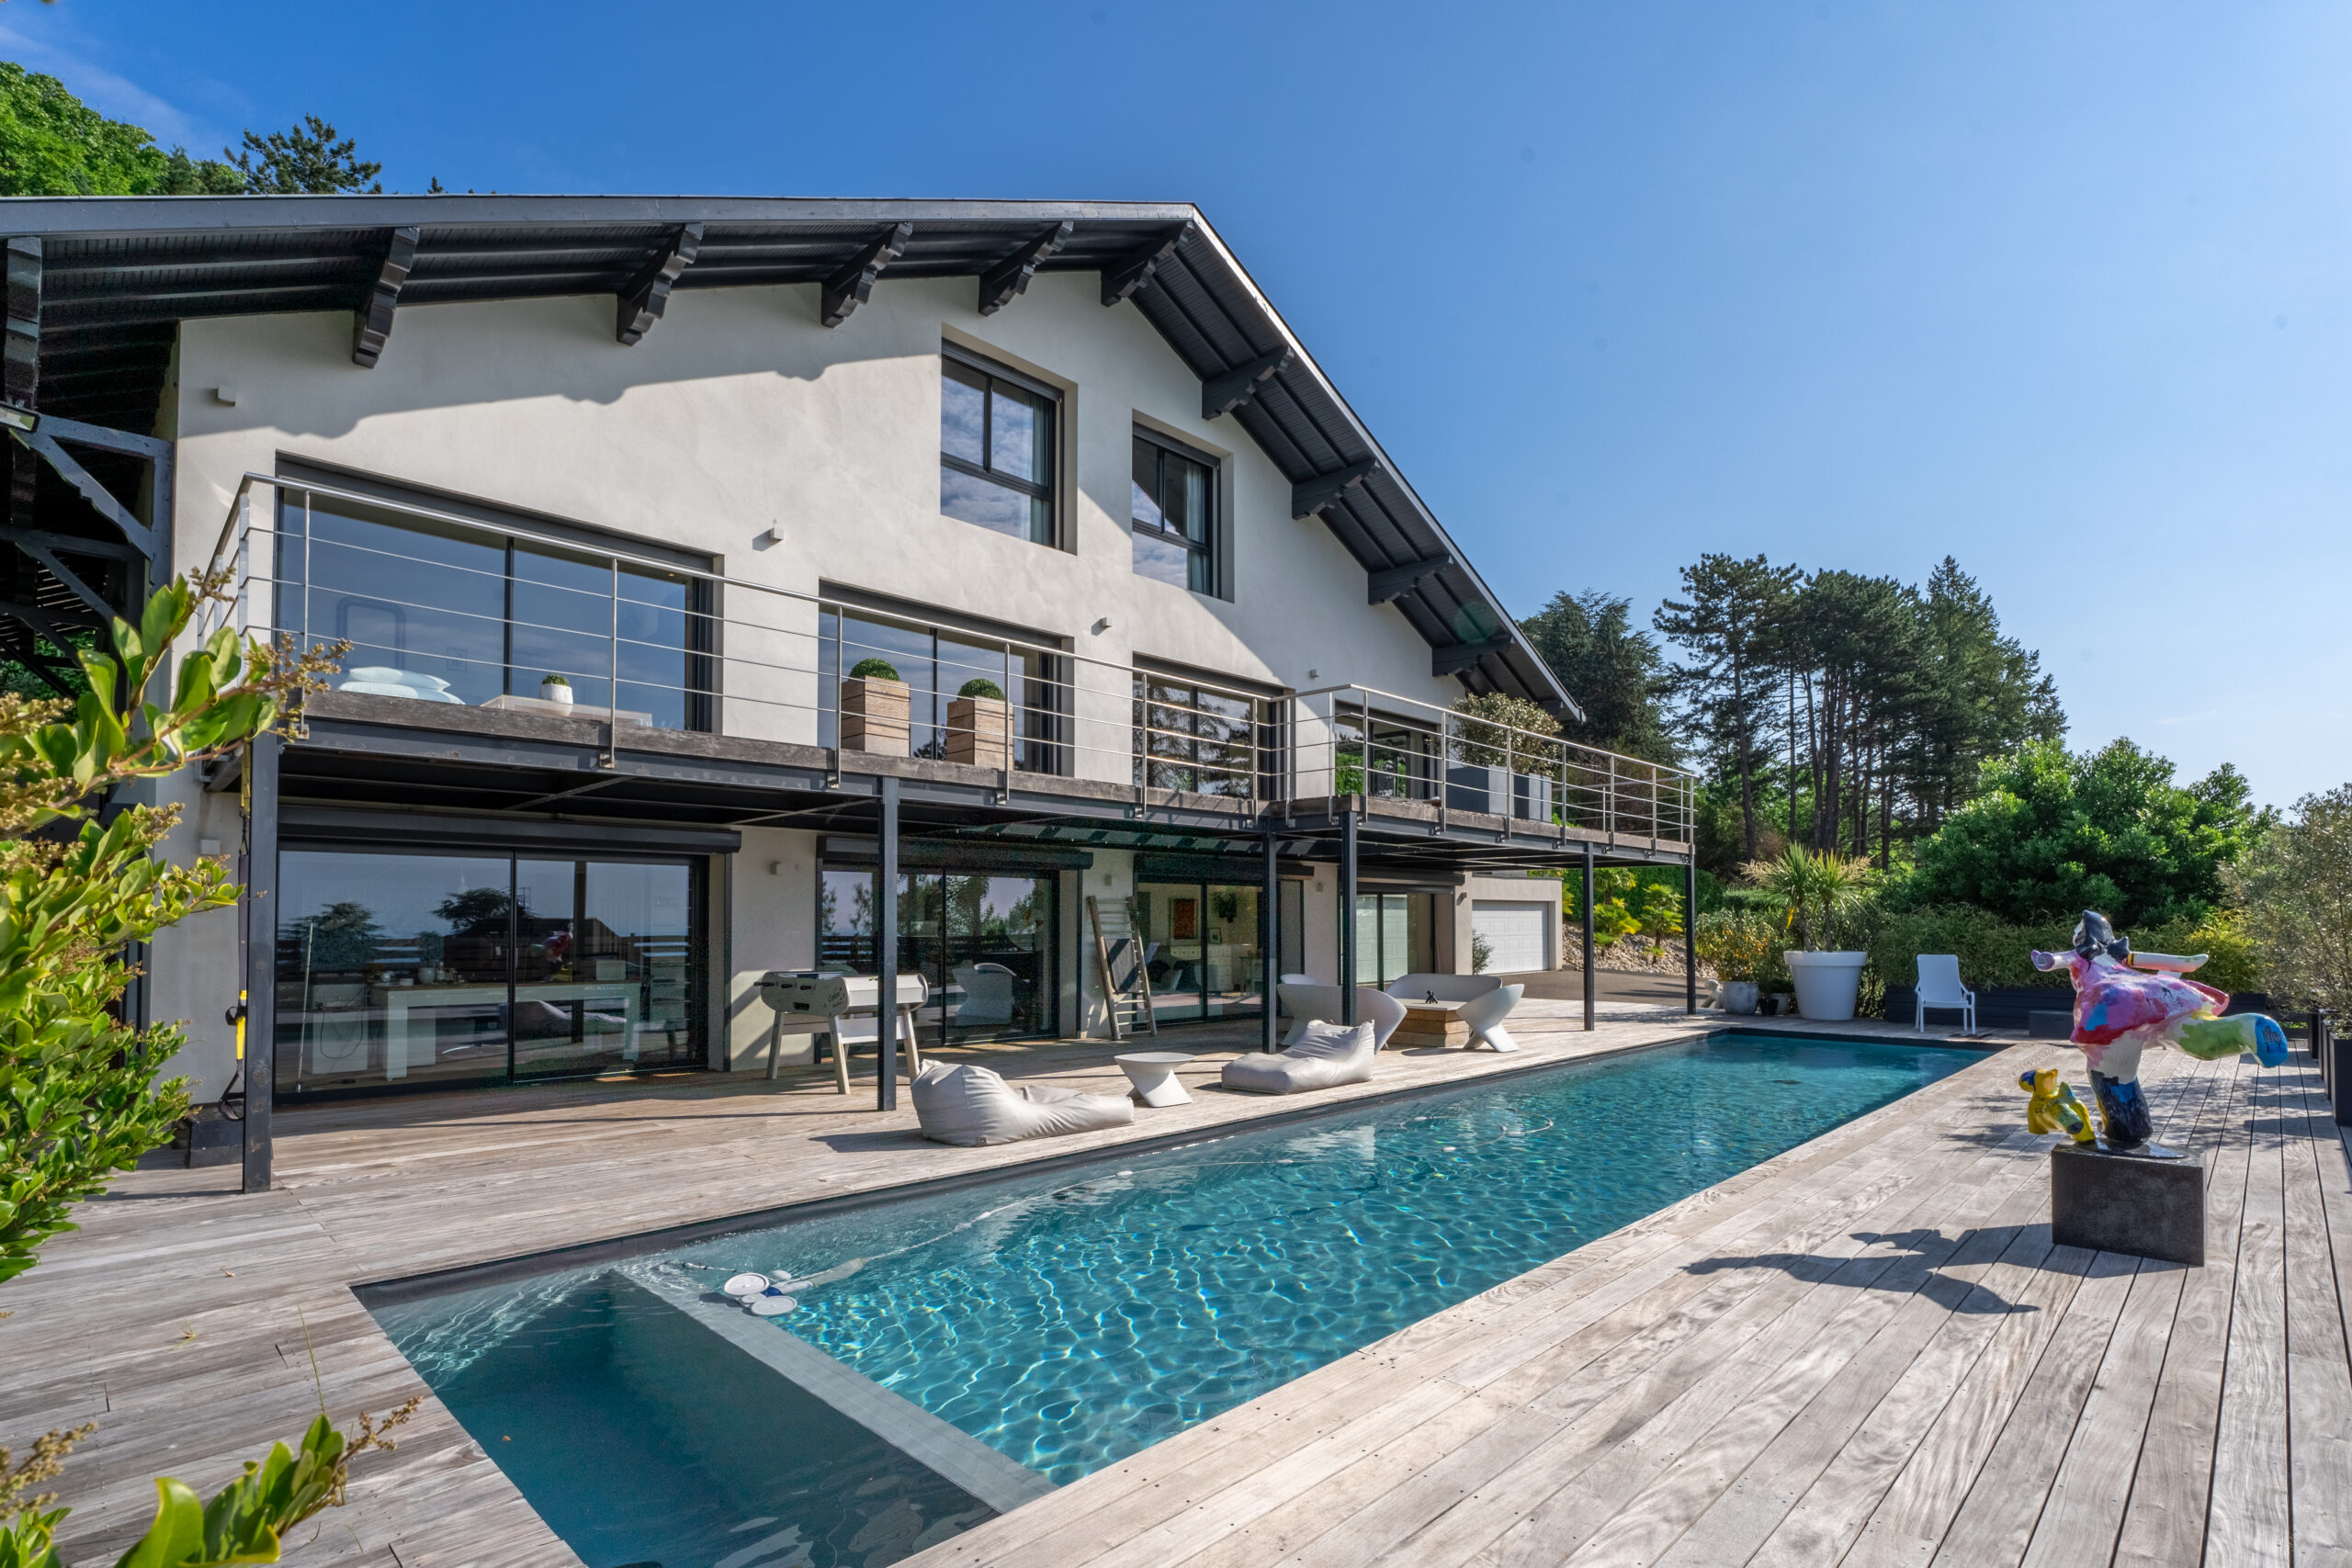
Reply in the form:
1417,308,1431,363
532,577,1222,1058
2027,909,2289,1156
2018,1067,2096,1145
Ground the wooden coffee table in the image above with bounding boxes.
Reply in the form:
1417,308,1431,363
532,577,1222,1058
1391,1000,1470,1049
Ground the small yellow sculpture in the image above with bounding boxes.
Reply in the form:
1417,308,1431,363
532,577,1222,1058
2018,1067,2096,1145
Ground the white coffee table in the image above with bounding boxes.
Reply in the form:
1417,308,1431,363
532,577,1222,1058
1115,1051,1195,1107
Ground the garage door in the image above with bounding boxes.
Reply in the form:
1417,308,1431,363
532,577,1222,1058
1473,901,1550,975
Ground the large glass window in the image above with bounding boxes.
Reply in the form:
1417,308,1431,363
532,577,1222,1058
1132,673,1278,798
1133,881,1266,1024
275,847,704,1099
1354,892,1437,987
1131,433,1216,593
279,492,716,731
818,866,1056,1045
820,604,1063,773
940,353,1056,545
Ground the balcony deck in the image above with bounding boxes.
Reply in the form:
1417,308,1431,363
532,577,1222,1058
9,1003,2343,1568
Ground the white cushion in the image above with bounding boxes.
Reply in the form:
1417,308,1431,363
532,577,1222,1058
910,1062,1134,1146
1221,1021,1376,1095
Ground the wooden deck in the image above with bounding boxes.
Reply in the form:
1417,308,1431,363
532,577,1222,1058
6,1005,2346,1568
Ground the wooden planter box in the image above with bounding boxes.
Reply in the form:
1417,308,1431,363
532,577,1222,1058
839,676,910,756
945,694,1012,770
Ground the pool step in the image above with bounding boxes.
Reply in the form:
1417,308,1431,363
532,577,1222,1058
613,1270,1057,1515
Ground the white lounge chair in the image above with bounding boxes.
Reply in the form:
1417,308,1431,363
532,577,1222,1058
1458,983,1525,1052
910,1061,1134,1145
1915,954,1976,1033
1384,973,1501,1004
1221,1021,1377,1095
1279,986,1406,1050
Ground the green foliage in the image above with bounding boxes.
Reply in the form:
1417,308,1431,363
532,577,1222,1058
226,116,381,196
1450,692,1561,769
1740,843,1872,951
2230,784,2352,1007
848,658,901,682
1904,739,2265,927
1656,552,1798,862
1,579,332,1285
539,672,569,688
956,678,1006,702
1514,589,1677,763
1694,910,1788,986
1845,900,2263,999
1,1401,417,1568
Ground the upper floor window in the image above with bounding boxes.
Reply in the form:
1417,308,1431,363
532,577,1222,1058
940,347,1057,546
1131,430,1218,594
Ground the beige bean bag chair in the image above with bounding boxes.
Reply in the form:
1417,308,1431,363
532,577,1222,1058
1221,1021,1377,1095
910,1062,1135,1146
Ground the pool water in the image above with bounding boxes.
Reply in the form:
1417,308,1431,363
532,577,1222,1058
372,1032,1974,1568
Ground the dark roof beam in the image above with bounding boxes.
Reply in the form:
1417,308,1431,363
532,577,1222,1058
615,223,705,346
1367,554,1453,605
7,424,156,559
1432,636,1513,677
977,220,1074,316
1100,222,1192,307
351,226,419,369
5,238,39,410
1201,346,1293,420
15,537,111,621
820,222,913,328
1292,458,1375,519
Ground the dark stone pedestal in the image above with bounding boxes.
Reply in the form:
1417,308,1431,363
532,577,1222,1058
2051,1143,2204,1266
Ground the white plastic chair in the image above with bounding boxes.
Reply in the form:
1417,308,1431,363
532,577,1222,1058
1458,983,1525,1052
1915,954,1976,1033
951,963,1017,1026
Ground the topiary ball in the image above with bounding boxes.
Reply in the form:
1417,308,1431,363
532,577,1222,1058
848,657,901,682
957,678,1006,702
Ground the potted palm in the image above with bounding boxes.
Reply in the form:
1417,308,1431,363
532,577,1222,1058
840,656,910,756
1741,844,1872,1021
945,676,1012,769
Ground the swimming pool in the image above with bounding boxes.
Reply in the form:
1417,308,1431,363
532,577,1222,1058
369,1032,1976,1568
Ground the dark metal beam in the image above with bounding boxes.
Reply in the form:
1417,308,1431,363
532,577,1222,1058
1339,807,1358,1025
242,733,280,1192
977,220,1073,316
1202,345,1292,420
5,237,38,409
1262,830,1280,1054
615,223,705,346
6,425,157,559
1367,554,1453,605
1581,841,1595,1032
351,226,420,368
1684,857,1698,1016
1100,222,1192,307
1432,636,1513,677
1292,459,1375,520
17,539,112,622
820,223,913,328
0,623,77,700
0,524,143,562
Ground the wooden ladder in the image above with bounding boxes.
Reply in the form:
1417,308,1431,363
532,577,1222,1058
1087,894,1159,1042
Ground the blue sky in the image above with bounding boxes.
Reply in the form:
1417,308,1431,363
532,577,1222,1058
7,1,2347,807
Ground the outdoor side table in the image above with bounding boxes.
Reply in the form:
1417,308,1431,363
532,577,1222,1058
1394,1000,1470,1050
1116,1051,1195,1107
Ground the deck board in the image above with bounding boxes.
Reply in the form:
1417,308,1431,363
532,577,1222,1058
6,1007,2347,1568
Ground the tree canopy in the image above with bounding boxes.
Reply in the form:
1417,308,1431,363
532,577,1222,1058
0,62,383,196
1904,738,2265,928
1516,589,1675,762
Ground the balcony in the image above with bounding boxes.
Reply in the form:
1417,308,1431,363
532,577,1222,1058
204,473,1692,848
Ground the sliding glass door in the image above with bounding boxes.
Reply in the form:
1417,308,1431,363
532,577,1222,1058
818,867,1057,1045
1354,892,1436,987
1133,881,1266,1024
275,846,703,1099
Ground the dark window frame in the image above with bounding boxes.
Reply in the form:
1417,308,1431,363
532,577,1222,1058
1129,426,1222,597
940,345,1059,547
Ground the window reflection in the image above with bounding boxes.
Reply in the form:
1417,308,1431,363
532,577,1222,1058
820,605,1064,773
818,866,1056,1044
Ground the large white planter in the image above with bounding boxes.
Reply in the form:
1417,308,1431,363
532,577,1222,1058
1785,950,1867,1021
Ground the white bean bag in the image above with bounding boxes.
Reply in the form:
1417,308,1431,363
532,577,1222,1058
1221,1021,1377,1095
910,1062,1135,1146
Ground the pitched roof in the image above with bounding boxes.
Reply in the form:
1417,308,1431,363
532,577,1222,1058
0,195,1576,716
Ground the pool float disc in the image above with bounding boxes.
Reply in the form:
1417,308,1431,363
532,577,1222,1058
722,1272,771,1297
748,1292,798,1316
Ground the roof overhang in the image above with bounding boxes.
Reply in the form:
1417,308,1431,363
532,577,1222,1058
0,193,1577,716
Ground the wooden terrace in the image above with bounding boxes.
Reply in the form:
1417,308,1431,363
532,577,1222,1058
6,1000,2346,1567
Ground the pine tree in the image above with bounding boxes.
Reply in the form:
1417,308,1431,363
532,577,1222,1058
1655,553,1799,860
1517,589,1677,763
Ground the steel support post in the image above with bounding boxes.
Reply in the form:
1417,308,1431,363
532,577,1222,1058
876,775,899,1111
1684,857,1698,1015
241,734,279,1193
1261,830,1280,1053
1339,807,1358,1025
1581,841,1596,1032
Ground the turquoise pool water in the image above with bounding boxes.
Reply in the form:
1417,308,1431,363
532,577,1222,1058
371,1032,1974,1568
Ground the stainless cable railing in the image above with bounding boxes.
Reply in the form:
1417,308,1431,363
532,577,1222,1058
201,474,1695,842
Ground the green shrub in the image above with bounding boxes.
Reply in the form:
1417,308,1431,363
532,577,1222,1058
1695,910,1785,984
848,657,901,682
956,677,1006,702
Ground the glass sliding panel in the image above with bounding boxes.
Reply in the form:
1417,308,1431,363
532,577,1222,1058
943,874,1052,1042
275,849,512,1095
1202,885,1261,1019
941,468,1037,541
819,868,878,973
940,358,987,466
1279,880,1306,976
509,543,617,711
616,564,708,733
1133,882,1205,1023
583,861,698,1069
292,505,507,707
